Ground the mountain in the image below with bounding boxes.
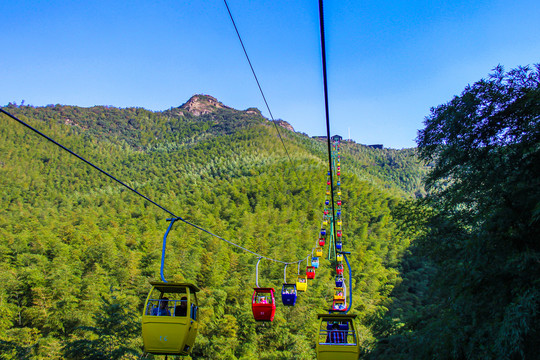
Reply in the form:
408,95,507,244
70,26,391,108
0,98,426,359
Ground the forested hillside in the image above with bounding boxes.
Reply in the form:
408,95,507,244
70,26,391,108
0,96,426,359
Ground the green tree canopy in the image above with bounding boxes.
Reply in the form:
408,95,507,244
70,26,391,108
411,64,540,359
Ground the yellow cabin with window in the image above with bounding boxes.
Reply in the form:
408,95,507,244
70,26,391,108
142,282,200,356
296,275,308,292
336,254,343,262
333,287,345,301
316,314,360,360
315,247,323,257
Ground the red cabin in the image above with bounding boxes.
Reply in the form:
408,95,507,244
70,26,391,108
252,288,276,321
337,171,341,176
319,237,326,246
327,181,331,185
337,200,342,206
337,230,342,237
324,210,329,215
306,266,316,279
336,264,344,275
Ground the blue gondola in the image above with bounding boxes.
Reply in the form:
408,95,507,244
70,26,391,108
281,284,297,306
336,239,342,251
321,229,327,236
336,275,344,288
312,257,320,268
325,200,330,205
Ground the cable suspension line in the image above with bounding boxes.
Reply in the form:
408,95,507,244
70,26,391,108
318,0,338,247
0,108,310,266
222,0,301,184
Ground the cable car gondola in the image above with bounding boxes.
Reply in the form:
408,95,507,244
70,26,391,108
335,275,344,288
332,299,346,312
316,314,360,360
282,265,297,306
307,266,316,279
315,247,323,257
142,219,200,357
296,275,308,292
281,284,297,306
252,288,276,321
336,239,342,251
333,287,345,301
319,237,326,247
312,257,320,268
336,264,344,275
142,282,200,356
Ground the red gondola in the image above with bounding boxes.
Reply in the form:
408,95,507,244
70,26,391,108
336,264,344,275
337,230,342,237
337,200,342,206
252,288,276,321
306,266,316,279
319,237,326,246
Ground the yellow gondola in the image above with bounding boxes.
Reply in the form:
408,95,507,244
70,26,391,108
336,253,343,262
142,281,200,356
316,314,360,360
296,275,308,292
316,247,323,257
333,287,345,301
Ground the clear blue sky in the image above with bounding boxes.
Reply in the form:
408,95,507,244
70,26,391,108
1,0,539,148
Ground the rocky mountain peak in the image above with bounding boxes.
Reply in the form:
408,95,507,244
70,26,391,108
180,94,230,116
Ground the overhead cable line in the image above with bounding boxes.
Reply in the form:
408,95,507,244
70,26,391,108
0,108,309,266
318,0,338,244
222,0,301,184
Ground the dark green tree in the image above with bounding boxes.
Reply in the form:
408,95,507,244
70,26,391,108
63,296,141,360
412,64,540,359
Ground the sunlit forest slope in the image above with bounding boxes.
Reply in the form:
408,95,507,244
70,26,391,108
0,95,427,359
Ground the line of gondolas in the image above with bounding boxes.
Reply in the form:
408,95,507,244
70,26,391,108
138,136,360,360
315,136,361,360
